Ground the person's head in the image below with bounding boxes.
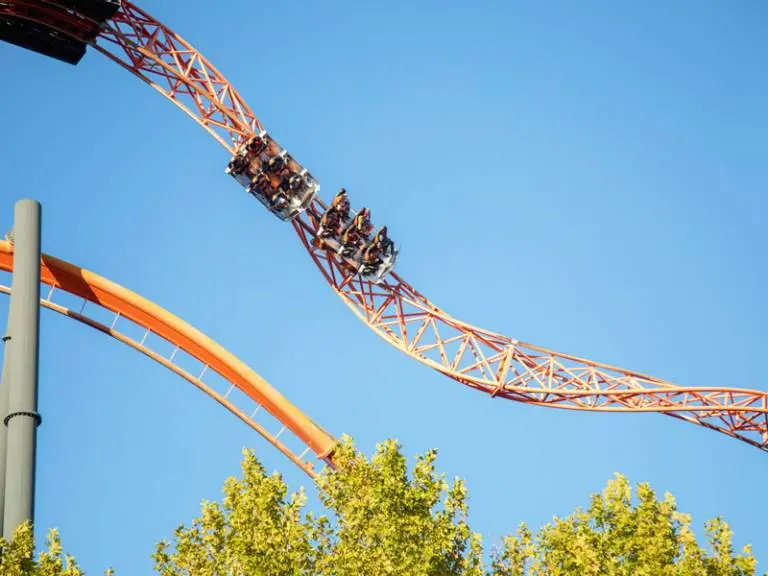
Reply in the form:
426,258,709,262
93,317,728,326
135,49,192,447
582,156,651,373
247,136,261,151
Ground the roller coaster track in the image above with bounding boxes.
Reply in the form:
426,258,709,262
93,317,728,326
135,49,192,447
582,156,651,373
0,240,337,478
3,0,768,452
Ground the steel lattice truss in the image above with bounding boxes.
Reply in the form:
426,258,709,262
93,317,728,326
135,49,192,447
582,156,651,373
4,0,767,452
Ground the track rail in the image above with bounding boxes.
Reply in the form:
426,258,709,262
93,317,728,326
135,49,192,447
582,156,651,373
0,240,337,477
3,0,768,452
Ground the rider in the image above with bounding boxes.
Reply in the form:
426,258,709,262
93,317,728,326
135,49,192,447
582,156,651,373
348,208,372,239
319,188,351,238
246,135,266,156
373,226,390,248
361,226,391,272
266,183,288,209
331,188,350,214
264,154,284,175
356,208,373,236
340,208,372,254
288,174,305,192
361,240,381,272
228,153,249,176
247,167,286,209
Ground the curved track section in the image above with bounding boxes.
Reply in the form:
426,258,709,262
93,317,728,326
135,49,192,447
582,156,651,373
4,0,768,452
0,241,337,477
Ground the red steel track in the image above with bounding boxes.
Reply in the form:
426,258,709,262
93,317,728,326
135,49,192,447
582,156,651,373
3,0,768,452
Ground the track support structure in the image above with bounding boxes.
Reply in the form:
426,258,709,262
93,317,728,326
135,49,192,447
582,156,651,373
0,199,42,540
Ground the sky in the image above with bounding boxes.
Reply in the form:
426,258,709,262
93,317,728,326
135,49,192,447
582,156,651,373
1,0,767,572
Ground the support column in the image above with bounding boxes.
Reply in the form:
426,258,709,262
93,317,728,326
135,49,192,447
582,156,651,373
3,199,42,539
0,326,11,538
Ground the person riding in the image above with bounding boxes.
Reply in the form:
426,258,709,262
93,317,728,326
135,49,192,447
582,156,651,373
265,182,287,209
250,170,270,192
340,226,360,254
361,226,392,273
374,226,390,248
228,153,249,175
288,174,304,192
319,188,351,238
246,135,266,156
331,188,350,214
340,208,372,255
263,154,284,175
355,208,373,236
246,168,285,210
361,239,382,271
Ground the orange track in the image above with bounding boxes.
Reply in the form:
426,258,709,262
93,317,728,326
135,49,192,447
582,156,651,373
3,1,768,452
0,241,337,477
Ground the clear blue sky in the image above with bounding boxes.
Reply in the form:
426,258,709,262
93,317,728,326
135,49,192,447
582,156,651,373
1,0,767,572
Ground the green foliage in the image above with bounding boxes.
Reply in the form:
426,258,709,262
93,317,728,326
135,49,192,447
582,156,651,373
491,473,758,576
152,450,320,576
153,436,761,576
0,437,760,575
152,436,484,576
313,437,484,576
0,522,113,576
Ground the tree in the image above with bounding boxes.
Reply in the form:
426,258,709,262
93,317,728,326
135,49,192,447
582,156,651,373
0,522,114,576
153,436,761,576
490,474,758,576
0,437,758,575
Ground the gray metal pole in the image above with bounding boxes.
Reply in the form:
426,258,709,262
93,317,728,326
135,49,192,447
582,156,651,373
3,199,41,539
0,326,12,539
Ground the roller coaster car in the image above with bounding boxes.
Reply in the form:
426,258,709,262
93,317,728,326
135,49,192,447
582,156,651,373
316,206,398,283
312,186,400,280
0,0,120,65
225,132,318,221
